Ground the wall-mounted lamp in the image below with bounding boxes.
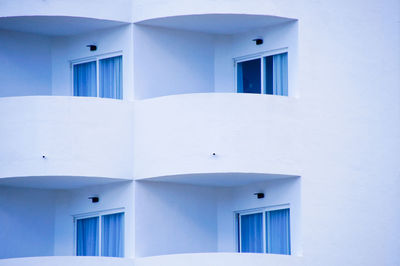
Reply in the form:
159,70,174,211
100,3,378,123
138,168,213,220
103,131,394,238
86,45,97,51
212,153,216,156
88,196,99,203
254,192,265,199
252,38,263,45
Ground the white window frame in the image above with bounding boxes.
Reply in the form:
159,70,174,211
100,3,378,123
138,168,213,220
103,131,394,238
73,207,125,257
235,204,290,254
70,51,123,98
234,48,288,95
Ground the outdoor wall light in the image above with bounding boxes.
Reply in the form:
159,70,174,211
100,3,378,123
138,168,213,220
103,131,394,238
252,38,263,45
254,192,265,199
86,44,97,51
88,196,99,203
212,153,216,156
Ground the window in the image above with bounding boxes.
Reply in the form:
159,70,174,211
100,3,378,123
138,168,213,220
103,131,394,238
237,207,290,255
73,55,123,99
76,212,124,257
236,52,288,96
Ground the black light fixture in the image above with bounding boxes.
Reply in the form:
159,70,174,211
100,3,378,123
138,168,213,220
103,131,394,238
254,192,265,199
88,196,99,203
252,38,263,45
86,44,97,51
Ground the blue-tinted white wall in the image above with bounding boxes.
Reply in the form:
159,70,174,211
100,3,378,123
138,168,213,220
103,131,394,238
133,25,215,99
0,30,52,97
135,181,218,257
0,187,56,259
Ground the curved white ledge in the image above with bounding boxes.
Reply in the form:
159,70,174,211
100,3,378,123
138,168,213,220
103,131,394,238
134,93,302,180
132,1,298,24
0,16,129,36
135,13,295,34
0,256,134,266
0,96,134,181
0,1,132,22
136,253,303,266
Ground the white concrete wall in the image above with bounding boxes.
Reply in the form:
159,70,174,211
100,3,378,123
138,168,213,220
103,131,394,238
217,178,301,255
214,21,298,95
133,93,301,179
0,187,56,259
51,24,134,100
0,96,134,179
0,0,399,265
0,29,52,97
135,181,218,257
131,1,400,265
54,181,135,257
133,25,215,99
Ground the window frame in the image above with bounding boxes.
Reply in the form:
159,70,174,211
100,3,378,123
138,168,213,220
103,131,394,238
73,208,125,257
234,48,288,95
70,51,123,99
235,204,290,254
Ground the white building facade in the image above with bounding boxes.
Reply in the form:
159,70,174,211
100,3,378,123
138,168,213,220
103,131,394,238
0,0,399,265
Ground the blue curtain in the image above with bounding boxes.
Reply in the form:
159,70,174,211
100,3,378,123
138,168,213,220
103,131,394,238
241,213,263,253
77,217,99,256
99,56,123,99
73,61,97,97
101,212,124,257
266,208,291,255
272,53,288,96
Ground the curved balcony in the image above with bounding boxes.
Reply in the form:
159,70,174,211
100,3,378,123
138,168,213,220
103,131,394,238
135,253,303,266
134,93,302,181
0,96,134,187
0,2,131,22
0,256,134,266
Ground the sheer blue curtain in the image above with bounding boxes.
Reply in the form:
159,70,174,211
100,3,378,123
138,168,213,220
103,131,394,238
77,217,99,256
73,61,97,97
101,212,124,257
272,53,288,96
266,208,291,255
99,56,123,99
241,213,263,253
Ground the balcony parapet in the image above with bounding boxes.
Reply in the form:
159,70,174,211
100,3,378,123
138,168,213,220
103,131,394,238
0,256,134,266
134,93,302,180
0,96,134,182
0,1,132,22
135,252,303,266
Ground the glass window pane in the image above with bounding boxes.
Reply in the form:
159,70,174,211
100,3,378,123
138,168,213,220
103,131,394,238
99,56,123,99
101,213,124,257
73,61,97,97
264,56,273,95
76,217,99,256
240,213,263,253
237,59,261,94
266,208,290,255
